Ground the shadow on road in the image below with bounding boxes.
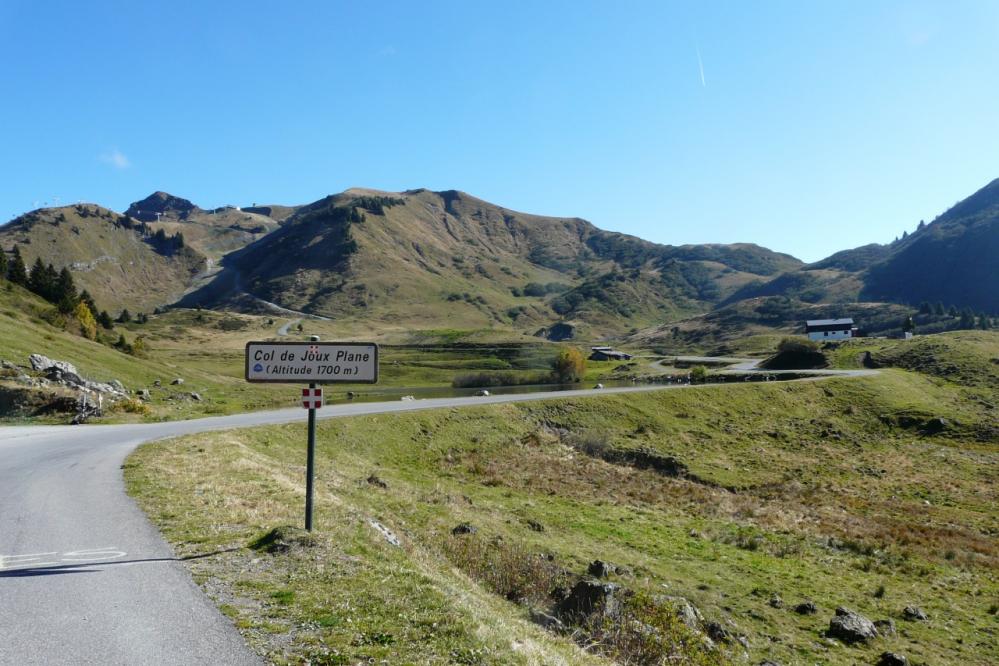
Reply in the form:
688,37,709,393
0,548,239,578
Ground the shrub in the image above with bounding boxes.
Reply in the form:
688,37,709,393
777,337,819,354
551,347,586,383
568,430,613,457
113,398,151,415
73,301,97,340
441,533,568,606
689,365,708,382
582,591,723,666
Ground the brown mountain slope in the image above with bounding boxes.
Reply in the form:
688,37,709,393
181,188,803,335
0,204,206,314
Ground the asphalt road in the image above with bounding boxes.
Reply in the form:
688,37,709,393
0,371,876,665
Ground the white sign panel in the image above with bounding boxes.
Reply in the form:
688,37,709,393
245,342,379,384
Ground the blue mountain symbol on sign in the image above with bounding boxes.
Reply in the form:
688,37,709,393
253,363,264,372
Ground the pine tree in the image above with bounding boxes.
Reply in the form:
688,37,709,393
117,309,132,323
958,308,975,329
56,267,78,313
43,264,59,301
0,248,7,279
8,246,28,285
918,302,931,315
97,310,114,330
79,290,98,315
948,305,959,317
28,258,50,299
902,316,915,333
933,301,945,316
978,312,990,330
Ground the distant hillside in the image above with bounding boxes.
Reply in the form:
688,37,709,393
860,178,999,312
726,179,999,313
629,296,920,352
126,191,200,221
127,192,282,262
180,188,803,335
0,204,206,314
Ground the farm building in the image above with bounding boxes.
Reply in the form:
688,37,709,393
589,347,633,361
805,318,856,341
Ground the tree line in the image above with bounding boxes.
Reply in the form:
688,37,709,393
917,301,993,330
0,245,121,340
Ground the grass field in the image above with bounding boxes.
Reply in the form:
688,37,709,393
125,342,999,664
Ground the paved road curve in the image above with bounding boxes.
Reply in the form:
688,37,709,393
0,372,876,665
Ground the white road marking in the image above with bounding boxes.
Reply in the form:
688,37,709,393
1,548,126,571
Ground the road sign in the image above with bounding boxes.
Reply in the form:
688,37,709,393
245,340,379,533
301,387,323,409
245,341,378,383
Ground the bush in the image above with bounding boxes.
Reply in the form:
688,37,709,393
551,347,586,383
442,533,568,606
689,365,708,382
451,371,549,388
777,337,819,354
113,398,151,415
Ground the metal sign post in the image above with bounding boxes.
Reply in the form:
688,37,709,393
245,341,378,531
304,383,318,531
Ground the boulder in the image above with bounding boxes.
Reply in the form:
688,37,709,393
109,380,126,392
366,474,388,489
153,380,162,387
588,560,613,578
769,594,784,609
189,392,202,401
794,600,817,615
902,606,928,621
29,354,78,376
655,596,703,630
170,378,184,385
878,653,908,666
137,390,152,401
451,523,477,536
556,580,621,619
367,520,401,547
873,618,896,637
529,608,564,632
827,607,878,643
706,621,730,643
45,368,84,387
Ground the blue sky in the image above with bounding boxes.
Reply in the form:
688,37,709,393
1,1,997,262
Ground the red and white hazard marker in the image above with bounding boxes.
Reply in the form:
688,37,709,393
302,387,323,409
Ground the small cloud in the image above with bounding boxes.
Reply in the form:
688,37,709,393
99,148,131,169
377,45,397,57
695,45,706,88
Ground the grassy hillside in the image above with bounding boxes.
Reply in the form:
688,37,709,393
1,285,620,422
0,204,206,313
826,330,999,389
126,363,997,665
182,188,803,337
628,297,921,355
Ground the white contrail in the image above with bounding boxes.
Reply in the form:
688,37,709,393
696,45,706,87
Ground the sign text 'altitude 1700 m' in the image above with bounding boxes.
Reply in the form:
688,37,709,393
245,342,379,384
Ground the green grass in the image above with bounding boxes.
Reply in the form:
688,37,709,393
126,367,998,665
